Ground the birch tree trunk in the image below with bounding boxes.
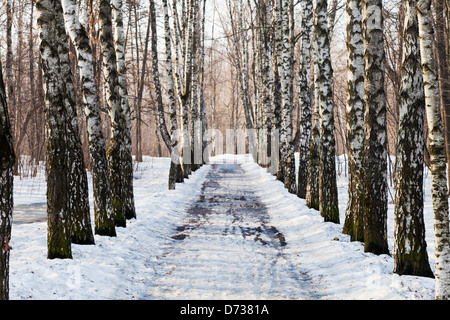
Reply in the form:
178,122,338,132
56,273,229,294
434,0,450,195
37,0,72,259
273,0,286,182
228,0,255,157
393,0,433,278
199,0,209,165
99,0,128,227
61,0,116,237
0,61,15,300
314,0,339,223
362,0,389,254
190,0,201,171
343,0,365,241
306,70,321,211
164,0,184,189
260,0,274,170
279,0,296,194
149,0,172,155
173,0,193,178
417,0,450,299
111,0,136,221
297,0,313,199
5,0,14,143
55,0,94,245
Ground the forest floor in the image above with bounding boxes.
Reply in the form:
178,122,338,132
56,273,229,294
9,154,436,299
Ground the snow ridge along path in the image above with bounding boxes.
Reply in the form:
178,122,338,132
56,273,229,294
147,161,322,299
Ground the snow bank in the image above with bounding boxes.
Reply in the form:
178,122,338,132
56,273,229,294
241,154,435,300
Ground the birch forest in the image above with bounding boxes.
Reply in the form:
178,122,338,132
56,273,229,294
1,0,450,301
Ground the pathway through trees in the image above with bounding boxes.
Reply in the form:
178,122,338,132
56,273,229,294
147,163,322,299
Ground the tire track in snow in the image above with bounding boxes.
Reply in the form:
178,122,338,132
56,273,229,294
146,163,322,299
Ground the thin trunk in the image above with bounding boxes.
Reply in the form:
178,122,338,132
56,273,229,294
297,0,313,199
149,0,172,154
164,0,184,189
99,0,127,227
135,8,151,163
274,0,285,182
228,0,254,145
306,57,320,211
417,0,450,300
279,0,296,194
173,0,193,178
189,0,201,171
112,0,136,220
199,0,208,165
434,0,450,194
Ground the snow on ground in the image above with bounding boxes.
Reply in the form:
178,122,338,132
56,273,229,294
9,154,436,300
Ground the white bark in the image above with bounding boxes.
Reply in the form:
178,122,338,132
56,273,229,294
164,0,183,189
362,0,389,254
98,0,128,227
37,0,72,259
417,0,450,300
343,0,365,240
314,0,339,223
297,0,313,198
54,0,93,245
61,0,116,237
393,0,433,278
111,0,136,220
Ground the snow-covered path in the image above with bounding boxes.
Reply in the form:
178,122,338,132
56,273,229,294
146,163,322,299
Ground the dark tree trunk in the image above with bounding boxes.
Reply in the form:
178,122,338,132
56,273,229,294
0,61,15,300
37,0,72,259
362,0,389,255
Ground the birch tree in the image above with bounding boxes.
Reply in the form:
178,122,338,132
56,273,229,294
111,0,136,221
273,0,295,193
434,0,450,192
393,0,433,278
343,0,365,241
362,0,389,254
306,57,320,210
173,0,193,178
417,0,450,299
228,0,255,157
314,0,339,223
297,0,313,199
164,0,184,189
149,0,172,155
61,0,116,237
37,0,72,259
199,0,208,165
0,61,15,300
98,0,129,227
55,0,94,245
189,0,201,171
